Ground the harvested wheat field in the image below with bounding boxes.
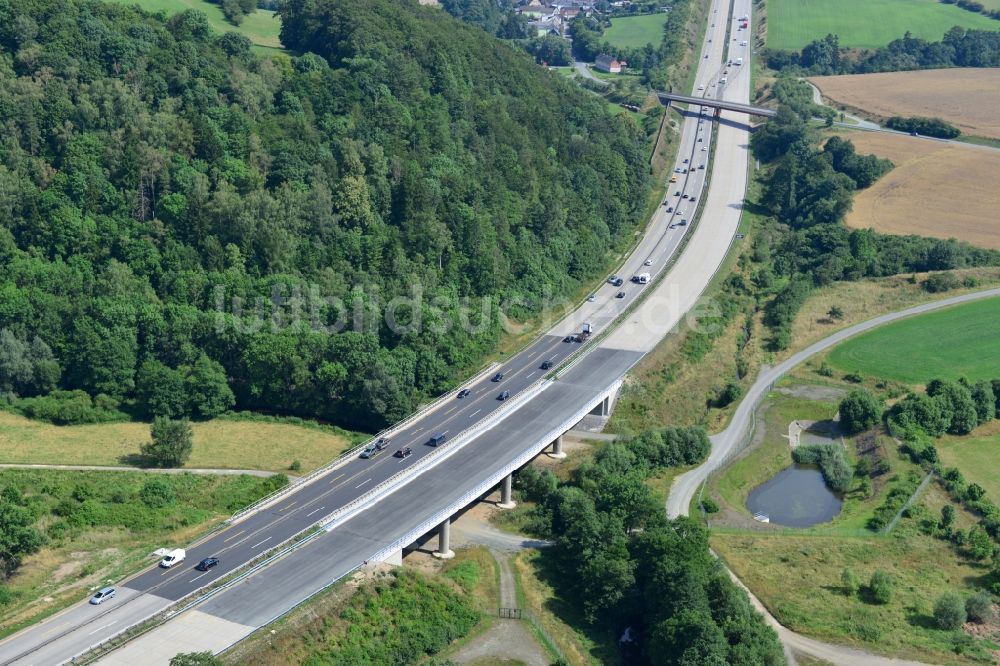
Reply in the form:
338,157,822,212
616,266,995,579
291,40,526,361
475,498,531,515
843,131,1000,250
810,68,1000,139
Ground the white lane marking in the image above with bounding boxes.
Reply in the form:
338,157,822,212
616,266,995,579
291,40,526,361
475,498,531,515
88,621,117,636
469,409,481,417
526,372,536,379
355,478,372,489
189,571,211,583
250,537,272,549
306,506,325,518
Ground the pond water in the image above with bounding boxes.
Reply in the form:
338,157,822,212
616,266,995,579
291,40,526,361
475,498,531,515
746,465,842,527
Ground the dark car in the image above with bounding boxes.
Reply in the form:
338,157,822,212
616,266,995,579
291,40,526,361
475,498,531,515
498,390,510,401
666,206,673,213
394,447,412,458
428,433,447,446
457,388,471,399
612,277,624,287
563,335,574,343
540,360,553,370
491,372,503,382
616,291,626,299
196,557,219,572
679,220,688,226
674,190,681,196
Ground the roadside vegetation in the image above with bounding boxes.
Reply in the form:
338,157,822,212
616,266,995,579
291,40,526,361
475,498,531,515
225,549,496,665
0,469,284,637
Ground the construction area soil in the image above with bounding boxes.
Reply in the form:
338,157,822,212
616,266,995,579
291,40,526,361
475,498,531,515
840,131,1000,250
809,68,1000,139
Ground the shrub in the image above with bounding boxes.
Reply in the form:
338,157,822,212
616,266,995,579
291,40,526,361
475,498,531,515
839,389,883,434
841,567,859,597
140,478,176,508
792,444,853,492
869,570,894,604
965,590,993,624
923,272,960,293
701,497,719,514
289,460,302,472
933,592,967,630
885,116,961,139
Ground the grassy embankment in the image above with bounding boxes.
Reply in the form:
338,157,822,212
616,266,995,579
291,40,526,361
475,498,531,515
105,0,283,51
765,0,1000,50
0,411,358,473
225,548,497,665
0,469,284,638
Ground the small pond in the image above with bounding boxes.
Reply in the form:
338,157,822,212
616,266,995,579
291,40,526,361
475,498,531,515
746,465,842,527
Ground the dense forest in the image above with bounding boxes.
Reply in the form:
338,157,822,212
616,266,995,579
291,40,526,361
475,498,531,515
0,0,650,430
764,27,1000,74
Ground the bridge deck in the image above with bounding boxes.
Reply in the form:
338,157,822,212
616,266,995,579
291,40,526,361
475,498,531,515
658,91,775,117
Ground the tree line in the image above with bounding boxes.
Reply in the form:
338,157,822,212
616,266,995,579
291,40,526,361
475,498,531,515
0,0,650,431
513,426,786,664
764,27,1000,75
749,81,1000,350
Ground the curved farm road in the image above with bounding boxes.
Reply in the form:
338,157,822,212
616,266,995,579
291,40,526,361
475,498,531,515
668,287,1000,665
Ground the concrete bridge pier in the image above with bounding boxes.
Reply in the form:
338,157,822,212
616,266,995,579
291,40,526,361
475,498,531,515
548,434,566,459
433,518,455,559
497,474,516,509
590,395,610,417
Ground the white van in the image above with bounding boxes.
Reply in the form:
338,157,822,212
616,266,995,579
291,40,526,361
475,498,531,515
159,548,186,568
735,57,743,65
720,77,727,84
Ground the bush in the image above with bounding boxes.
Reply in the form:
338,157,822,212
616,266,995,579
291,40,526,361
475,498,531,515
869,570,894,604
933,591,967,630
140,478,176,509
966,590,993,624
841,567,860,596
701,497,719,514
289,460,302,472
839,390,883,434
792,444,853,492
923,272,960,293
14,390,127,425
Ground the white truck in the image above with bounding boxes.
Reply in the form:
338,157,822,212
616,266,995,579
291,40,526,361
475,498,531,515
637,273,650,284
735,57,743,66
159,548,186,568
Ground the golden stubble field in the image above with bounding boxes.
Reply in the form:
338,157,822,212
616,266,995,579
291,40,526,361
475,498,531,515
810,68,1000,139
842,131,1000,250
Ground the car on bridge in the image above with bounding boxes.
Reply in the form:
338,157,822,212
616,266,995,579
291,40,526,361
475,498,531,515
428,433,447,446
394,447,412,459
497,390,510,401
540,359,554,370
90,587,116,605
563,335,574,342
491,372,503,382
457,388,471,399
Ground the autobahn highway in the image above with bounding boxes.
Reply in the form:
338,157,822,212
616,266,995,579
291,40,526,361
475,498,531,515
0,0,754,662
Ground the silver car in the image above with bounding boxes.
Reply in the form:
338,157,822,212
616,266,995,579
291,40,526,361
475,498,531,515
90,587,116,605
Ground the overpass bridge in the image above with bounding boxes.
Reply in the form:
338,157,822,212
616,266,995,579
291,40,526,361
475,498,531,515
658,91,776,118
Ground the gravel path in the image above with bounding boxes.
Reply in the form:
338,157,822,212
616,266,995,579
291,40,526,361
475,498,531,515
0,463,288,478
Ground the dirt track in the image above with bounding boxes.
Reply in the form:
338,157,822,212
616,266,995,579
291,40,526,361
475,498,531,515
810,69,1000,139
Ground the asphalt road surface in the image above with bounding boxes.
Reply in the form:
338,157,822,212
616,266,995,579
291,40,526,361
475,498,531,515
0,0,749,662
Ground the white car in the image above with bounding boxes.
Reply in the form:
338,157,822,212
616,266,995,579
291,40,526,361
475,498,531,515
701,146,708,151
644,259,653,266
698,85,704,90
159,548,186,568
587,294,596,302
